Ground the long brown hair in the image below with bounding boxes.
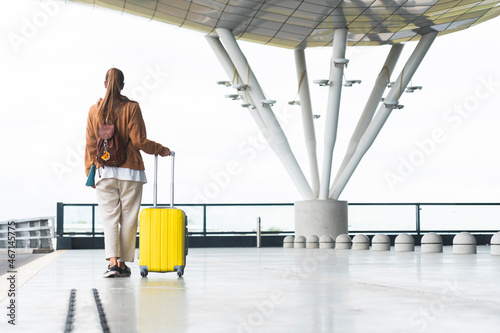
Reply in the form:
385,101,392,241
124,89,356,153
98,68,125,124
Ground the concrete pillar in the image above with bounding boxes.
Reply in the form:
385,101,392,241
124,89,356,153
491,232,500,255
335,234,352,250
453,232,477,254
372,234,390,251
421,233,443,253
352,234,370,250
319,235,335,249
306,235,319,248
283,236,295,248
294,235,306,248
395,234,415,252
295,199,348,240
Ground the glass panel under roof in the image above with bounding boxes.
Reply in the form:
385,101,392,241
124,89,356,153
255,11,291,22
247,18,283,30
261,4,296,16
158,0,191,10
181,19,212,31
287,16,320,28
429,21,453,30
94,0,124,11
267,36,301,47
125,4,155,18
347,32,368,41
127,0,158,10
303,0,342,6
227,0,264,6
362,32,395,40
275,30,309,41
156,3,188,19
459,8,491,19
245,26,278,37
191,0,227,11
395,6,433,15
280,23,313,35
390,29,418,40
352,14,385,22
370,0,410,5
298,2,335,14
292,10,330,21
268,0,303,10
186,12,219,26
238,32,273,43
189,3,222,20
445,3,480,14
223,5,261,19
366,6,401,15
341,0,376,7
220,11,251,24
348,20,380,29
447,17,477,28
336,7,369,16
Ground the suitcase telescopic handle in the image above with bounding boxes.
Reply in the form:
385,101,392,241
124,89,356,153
153,151,175,208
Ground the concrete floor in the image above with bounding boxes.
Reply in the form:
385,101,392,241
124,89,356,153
0,246,500,333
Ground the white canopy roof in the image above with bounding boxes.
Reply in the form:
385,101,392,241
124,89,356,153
69,0,500,48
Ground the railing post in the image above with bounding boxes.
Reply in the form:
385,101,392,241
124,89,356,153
56,202,64,237
416,203,421,235
92,204,96,238
203,205,207,237
256,217,261,248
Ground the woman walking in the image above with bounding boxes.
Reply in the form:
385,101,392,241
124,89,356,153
85,68,170,278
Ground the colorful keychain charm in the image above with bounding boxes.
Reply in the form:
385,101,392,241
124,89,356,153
101,151,110,161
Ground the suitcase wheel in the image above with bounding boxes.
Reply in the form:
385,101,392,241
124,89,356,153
140,267,148,278
175,266,184,277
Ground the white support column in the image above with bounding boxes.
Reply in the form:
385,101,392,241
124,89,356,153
330,44,404,194
294,45,320,198
216,28,315,200
205,36,267,131
319,28,348,200
331,32,438,199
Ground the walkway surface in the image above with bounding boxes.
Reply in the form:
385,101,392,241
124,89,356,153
0,246,499,333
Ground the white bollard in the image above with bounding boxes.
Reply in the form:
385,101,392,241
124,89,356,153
352,234,370,250
294,235,306,248
335,234,352,250
372,234,390,251
283,236,295,248
306,235,319,248
421,233,443,253
491,232,500,255
395,234,415,252
453,232,477,254
319,235,335,249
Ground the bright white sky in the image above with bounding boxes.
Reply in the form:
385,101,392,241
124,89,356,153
1,0,500,221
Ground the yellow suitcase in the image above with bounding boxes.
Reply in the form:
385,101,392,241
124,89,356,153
139,153,188,277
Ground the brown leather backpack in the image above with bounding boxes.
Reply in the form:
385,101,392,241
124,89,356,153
96,121,127,168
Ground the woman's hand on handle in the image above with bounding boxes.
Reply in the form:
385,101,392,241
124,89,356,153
159,147,171,157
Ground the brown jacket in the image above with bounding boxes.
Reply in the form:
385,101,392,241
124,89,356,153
85,98,166,176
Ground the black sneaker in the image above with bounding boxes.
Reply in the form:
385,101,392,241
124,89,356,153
103,265,120,278
119,264,131,277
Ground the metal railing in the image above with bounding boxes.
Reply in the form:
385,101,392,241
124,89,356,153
56,202,295,237
348,202,500,235
56,202,500,238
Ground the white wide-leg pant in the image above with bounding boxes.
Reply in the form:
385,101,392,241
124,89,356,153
96,178,143,262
